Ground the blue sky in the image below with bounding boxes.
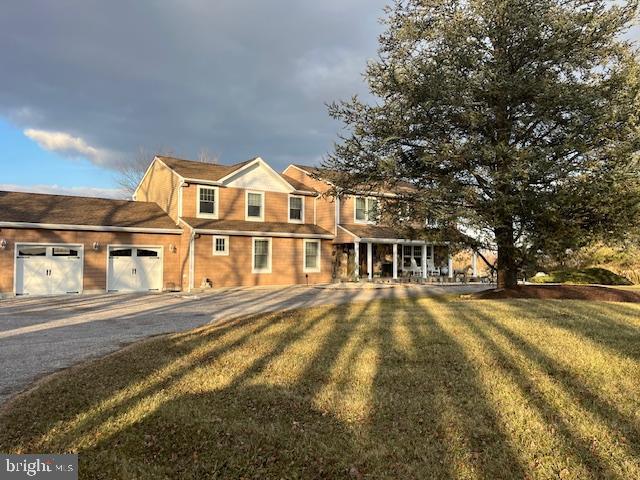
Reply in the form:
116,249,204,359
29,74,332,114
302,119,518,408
0,0,387,198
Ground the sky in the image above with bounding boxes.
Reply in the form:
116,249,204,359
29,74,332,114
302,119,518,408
0,0,388,198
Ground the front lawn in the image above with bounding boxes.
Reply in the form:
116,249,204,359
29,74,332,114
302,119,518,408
1,297,640,479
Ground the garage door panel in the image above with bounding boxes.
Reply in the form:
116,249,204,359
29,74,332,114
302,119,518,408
15,244,83,296
108,247,163,293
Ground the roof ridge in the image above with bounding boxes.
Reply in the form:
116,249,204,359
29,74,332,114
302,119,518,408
0,190,136,203
157,155,258,169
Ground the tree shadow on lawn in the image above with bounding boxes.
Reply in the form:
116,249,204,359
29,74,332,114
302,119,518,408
453,300,640,478
7,296,633,479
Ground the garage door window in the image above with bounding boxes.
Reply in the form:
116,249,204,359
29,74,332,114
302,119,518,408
137,249,159,257
52,247,79,257
110,248,132,257
18,246,47,256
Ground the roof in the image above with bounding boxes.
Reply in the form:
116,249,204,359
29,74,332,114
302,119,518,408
0,191,181,232
292,164,415,195
157,156,317,194
340,224,432,241
157,156,256,181
182,218,333,238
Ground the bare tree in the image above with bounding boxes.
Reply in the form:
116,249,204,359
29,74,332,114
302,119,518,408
115,147,219,197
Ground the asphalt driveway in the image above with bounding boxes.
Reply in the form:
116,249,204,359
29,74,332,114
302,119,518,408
0,283,488,405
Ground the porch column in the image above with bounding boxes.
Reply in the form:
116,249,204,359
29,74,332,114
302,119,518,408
421,244,428,279
367,242,373,280
448,254,454,280
472,251,478,278
392,243,398,280
354,241,360,279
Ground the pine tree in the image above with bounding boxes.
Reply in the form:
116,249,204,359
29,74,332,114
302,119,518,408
325,0,640,288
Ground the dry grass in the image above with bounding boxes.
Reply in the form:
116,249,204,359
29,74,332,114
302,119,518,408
1,297,640,479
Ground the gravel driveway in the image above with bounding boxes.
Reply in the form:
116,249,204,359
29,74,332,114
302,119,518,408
0,283,487,405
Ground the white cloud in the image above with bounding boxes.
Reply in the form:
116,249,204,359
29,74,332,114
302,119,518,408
0,183,128,199
23,128,118,165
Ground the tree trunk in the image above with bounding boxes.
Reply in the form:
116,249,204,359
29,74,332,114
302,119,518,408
495,220,518,289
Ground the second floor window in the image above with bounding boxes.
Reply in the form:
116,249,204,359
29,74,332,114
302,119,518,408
198,186,218,218
246,191,264,220
289,195,303,222
355,196,378,223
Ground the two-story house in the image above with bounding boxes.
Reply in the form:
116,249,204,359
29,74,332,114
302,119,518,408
0,155,454,297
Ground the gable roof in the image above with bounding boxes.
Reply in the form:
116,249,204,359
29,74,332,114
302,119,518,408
157,156,317,194
157,156,256,181
0,191,181,233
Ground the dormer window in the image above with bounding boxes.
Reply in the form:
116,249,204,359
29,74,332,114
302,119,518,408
246,191,264,221
288,195,304,223
197,186,218,219
354,196,378,224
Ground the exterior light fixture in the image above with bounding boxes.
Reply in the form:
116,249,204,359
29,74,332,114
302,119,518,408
0,239,7,250
169,243,176,253
92,242,100,251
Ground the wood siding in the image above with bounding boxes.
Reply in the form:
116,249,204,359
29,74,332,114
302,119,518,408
0,228,183,294
182,184,315,224
193,235,333,288
135,160,181,222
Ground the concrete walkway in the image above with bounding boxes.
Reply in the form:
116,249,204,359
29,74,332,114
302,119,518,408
0,284,488,405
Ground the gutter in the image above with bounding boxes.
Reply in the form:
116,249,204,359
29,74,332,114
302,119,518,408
0,221,182,235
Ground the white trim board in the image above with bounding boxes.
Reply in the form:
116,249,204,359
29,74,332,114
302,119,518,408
193,228,333,239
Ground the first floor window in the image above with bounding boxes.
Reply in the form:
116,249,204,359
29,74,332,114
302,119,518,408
198,186,217,217
304,240,321,272
253,238,271,273
213,236,229,256
289,195,303,222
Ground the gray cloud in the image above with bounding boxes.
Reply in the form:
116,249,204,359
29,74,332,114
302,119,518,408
0,0,387,171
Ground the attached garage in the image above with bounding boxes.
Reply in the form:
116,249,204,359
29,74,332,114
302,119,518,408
0,191,186,298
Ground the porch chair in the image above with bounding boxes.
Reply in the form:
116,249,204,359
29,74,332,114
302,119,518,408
409,258,422,277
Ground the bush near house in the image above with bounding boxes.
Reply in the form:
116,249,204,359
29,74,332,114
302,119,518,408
529,268,632,285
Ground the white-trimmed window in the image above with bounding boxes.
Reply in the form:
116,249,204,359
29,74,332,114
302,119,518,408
212,236,229,256
288,195,304,223
252,237,272,273
303,239,321,273
354,196,378,224
246,191,264,221
197,185,218,219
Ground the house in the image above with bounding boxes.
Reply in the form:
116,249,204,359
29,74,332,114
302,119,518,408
0,155,455,297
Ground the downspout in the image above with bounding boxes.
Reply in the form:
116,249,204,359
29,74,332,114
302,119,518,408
189,230,196,292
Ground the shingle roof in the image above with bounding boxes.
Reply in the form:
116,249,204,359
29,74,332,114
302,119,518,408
0,191,181,231
158,156,316,193
293,164,415,195
157,156,256,181
340,224,429,240
182,218,333,237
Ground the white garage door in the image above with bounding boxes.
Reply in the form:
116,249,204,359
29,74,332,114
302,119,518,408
108,246,163,293
15,245,83,296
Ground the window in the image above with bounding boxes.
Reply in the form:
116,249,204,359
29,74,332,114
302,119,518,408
213,236,229,256
289,195,304,223
246,191,264,221
303,239,321,273
252,238,271,273
354,196,378,223
197,186,218,219
136,249,159,257
110,248,132,257
52,247,79,257
18,246,47,257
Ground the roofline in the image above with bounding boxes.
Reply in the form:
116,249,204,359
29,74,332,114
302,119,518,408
338,225,443,244
193,228,333,239
133,156,184,200
0,221,183,235
284,164,335,188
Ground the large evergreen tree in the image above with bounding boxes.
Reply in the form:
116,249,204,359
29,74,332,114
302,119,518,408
324,0,640,288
